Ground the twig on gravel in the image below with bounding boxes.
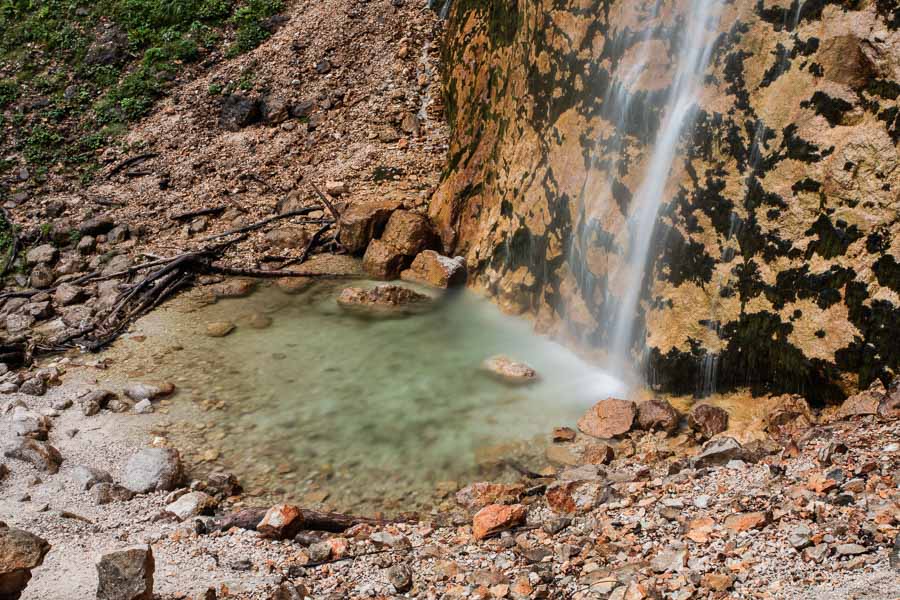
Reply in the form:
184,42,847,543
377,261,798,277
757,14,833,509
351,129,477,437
279,222,333,268
310,181,342,222
169,206,227,221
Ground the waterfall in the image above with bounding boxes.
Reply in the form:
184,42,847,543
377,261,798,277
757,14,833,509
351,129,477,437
574,0,726,382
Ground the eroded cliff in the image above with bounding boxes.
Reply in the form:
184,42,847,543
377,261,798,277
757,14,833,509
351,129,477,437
432,0,900,402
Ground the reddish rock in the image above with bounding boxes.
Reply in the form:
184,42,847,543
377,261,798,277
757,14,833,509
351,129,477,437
545,479,608,513
400,250,467,288
0,526,51,600
338,200,403,254
701,573,733,592
724,511,769,533
456,482,525,510
580,442,615,465
577,398,637,438
765,394,815,436
380,210,438,256
472,504,527,540
838,380,885,419
552,427,576,442
636,399,680,434
686,516,715,543
257,504,304,540
362,239,407,280
688,404,729,439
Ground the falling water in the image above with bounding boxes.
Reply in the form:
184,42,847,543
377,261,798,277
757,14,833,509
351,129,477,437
575,0,726,379
697,0,808,396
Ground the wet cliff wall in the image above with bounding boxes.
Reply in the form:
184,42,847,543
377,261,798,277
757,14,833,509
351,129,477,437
431,0,900,401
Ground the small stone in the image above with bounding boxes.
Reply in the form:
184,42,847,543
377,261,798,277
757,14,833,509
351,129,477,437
79,216,115,236
18,378,46,397
307,541,331,562
835,543,868,556
165,491,216,521
789,523,812,549
70,465,112,491
545,478,608,513
324,181,347,196
386,564,413,592
219,95,261,131
473,504,527,540
455,482,525,510
247,313,272,329
92,483,135,505
688,404,729,439
552,427,576,442
578,398,637,438
337,284,431,311
122,448,183,494
29,264,55,289
206,321,236,337
257,504,304,540
481,355,539,385
96,545,154,600
650,546,687,573
133,400,153,414
380,210,437,256
701,573,733,592
209,279,257,299
693,437,744,467
724,511,769,533
123,382,174,402
269,583,307,600
26,244,58,266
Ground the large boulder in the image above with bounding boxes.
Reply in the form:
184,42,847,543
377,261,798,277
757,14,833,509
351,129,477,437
401,250,467,288
362,239,406,280
0,526,51,600
122,448,183,494
96,546,154,600
380,210,438,256
336,285,432,313
338,200,403,254
636,399,680,434
577,398,637,438
688,404,729,440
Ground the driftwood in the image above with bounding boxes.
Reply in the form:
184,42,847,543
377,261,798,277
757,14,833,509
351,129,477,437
310,181,342,222
200,208,327,242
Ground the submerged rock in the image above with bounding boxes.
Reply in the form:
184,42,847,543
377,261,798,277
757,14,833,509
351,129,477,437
336,285,432,313
0,526,51,600
481,355,538,385
206,321,236,337
96,545,154,600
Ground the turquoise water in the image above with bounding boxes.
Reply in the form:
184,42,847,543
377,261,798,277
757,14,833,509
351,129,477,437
152,281,625,512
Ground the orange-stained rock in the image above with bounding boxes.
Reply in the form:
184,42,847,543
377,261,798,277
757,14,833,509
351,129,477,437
686,516,715,543
578,398,637,438
381,210,438,257
257,504,304,539
724,511,769,533
552,427,576,442
400,250,467,288
472,504,527,540
765,394,815,437
338,199,403,255
545,479,608,514
362,239,407,280
455,482,525,510
636,399,680,434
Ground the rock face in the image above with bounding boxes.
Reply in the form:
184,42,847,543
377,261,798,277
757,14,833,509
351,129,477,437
431,0,900,401
577,398,637,438
122,448,182,494
0,526,50,600
96,546,154,600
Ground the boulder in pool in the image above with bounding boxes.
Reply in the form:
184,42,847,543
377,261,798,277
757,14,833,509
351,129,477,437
481,355,539,385
401,250,467,288
336,284,432,313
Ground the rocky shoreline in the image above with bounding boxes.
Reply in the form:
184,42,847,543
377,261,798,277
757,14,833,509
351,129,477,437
1,339,898,599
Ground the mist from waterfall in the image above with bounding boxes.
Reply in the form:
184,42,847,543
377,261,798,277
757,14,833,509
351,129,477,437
572,0,726,385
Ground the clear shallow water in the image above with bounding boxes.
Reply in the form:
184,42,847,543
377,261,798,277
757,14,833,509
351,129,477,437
142,281,626,512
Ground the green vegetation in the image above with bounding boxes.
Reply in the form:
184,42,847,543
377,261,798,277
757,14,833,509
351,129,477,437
0,0,284,180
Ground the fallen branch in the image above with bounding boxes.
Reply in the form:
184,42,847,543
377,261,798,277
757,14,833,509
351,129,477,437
279,222,333,268
106,153,158,179
0,207,20,277
200,208,326,242
310,181,342,222
169,206,227,221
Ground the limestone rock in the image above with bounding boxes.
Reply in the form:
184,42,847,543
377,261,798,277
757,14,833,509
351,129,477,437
692,437,744,468
472,504,527,540
481,355,538,385
209,279,257,299
380,210,438,256
70,465,112,491
545,479,608,514
206,321,236,337
263,227,310,251
123,383,174,402
401,250,467,288
96,546,154,600
122,448,182,494
25,244,57,266
636,399,680,434
688,404,729,440
79,216,114,236
578,398,637,438
765,395,815,436
838,380,885,419
362,239,406,280
0,526,50,600
92,483,135,505
29,264,55,289
165,491,216,521
386,564,413,592
53,283,85,307
337,200,403,254
455,482,525,510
